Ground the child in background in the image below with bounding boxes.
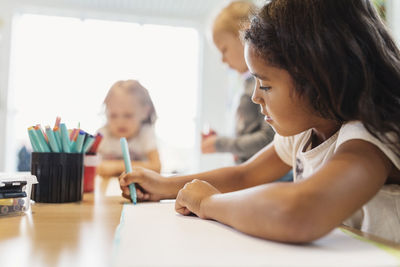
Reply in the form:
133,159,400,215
202,1,276,165
97,80,161,177
17,145,31,171
120,0,400,243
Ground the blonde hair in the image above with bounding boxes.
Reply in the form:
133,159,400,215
212,1,256,37
104,80,157,124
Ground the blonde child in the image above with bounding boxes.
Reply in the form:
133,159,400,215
97,80,161,177
120,0,400,244
202,1,276,165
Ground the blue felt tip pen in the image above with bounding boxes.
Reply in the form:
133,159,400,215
60,123,71,153
120,137,137,204
27,127,41,152
53,126,62,151
34,127,51,152
45,126,60,152
75,130,86,153
82,134,95,154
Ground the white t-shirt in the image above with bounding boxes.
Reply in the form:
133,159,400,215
97,124,157,161
274,121,400,242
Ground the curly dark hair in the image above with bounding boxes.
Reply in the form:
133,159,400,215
244,0,400,155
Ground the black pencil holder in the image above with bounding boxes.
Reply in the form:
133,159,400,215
30,152,84,203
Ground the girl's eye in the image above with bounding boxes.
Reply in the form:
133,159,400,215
259,86,272,91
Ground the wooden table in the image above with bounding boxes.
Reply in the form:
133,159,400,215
0,175,399,267
0,176,125,267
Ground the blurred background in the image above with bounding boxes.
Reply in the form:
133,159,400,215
0,0,398,174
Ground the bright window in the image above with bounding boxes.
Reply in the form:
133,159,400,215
8,14,199,173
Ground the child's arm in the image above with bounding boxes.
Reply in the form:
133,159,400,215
97,160,123,177
119,143,292,201
97,150,161,177
175,139,392,243
135,149,161,173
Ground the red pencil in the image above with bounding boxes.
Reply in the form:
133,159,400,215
70,128,79,141
54,116,61,129
88,133,103,153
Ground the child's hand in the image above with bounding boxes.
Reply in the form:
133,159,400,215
175,179,220,219
119,167,169,202
201,135,218,154
201,129,217,140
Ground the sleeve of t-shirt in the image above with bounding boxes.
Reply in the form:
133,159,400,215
140,125,158,153
273,133,294,167
335,121,400,170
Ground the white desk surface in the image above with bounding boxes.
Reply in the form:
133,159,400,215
112,202,399,267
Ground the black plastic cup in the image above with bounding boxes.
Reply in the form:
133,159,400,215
30,152,84,203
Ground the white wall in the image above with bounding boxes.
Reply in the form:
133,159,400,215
387,0,400,45
0,2,13,171
197,28,235,171
0,0,234,172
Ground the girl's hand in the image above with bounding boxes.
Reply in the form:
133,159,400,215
201,135,218,154
119,167,172,202
175,179,221,219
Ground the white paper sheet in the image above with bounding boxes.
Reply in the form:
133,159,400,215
112,202,399,267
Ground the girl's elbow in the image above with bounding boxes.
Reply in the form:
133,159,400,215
282,222,326,244
273,198,331,243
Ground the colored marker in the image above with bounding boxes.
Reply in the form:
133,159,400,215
75,130,86,153
34,126,51,152
54,116,61,128
36,124,48,142
27,127,41,152
70,128,78,141
88,133,103,154
120,137,137,204
70,140,77,153
82,135,95,153
45,126,60,152
60,123,71,153
53,126,62,151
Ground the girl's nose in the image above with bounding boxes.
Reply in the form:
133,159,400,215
251,82,263,105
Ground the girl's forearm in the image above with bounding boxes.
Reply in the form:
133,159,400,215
199,182,315,243
169,165,247,194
